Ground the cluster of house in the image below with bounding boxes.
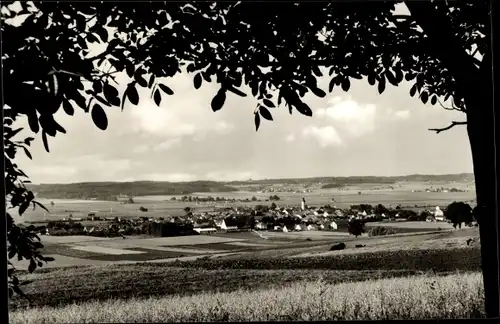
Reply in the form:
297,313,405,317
51,197,452,236
413,187,467,193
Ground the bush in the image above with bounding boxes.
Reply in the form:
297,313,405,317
368,226,397,237
347,219,366,237
330,243,346,251
48,229,70,236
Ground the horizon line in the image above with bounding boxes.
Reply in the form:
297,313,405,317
29,172,475,186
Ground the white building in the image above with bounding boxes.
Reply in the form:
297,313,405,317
282,226,288,233
301,198,306,211
434,206,445,222
329,221,338,230
294,224,302,231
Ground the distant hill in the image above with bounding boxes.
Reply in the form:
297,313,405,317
28,173,474,200
28,181,239,200
226,173,475,186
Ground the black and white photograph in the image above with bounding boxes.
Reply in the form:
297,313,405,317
2,0,499,322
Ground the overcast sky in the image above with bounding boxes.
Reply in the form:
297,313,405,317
13,73,473,184
8,3,474,184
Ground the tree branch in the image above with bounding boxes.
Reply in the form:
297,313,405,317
437,98,464,112
429,121,467,134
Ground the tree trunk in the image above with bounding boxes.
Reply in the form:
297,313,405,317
463,0,500,318
466,62,499,317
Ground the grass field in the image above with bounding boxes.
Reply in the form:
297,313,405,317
8,225,483,321
9,270,485,322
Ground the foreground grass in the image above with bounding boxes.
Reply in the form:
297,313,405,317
9,245,481,310
10,272,485,322
9,265,424,309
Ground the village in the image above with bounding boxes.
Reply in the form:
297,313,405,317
37,197,453,238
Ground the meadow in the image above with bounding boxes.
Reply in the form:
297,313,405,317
9,272,485,323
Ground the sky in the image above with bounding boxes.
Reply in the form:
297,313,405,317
8,3,475,184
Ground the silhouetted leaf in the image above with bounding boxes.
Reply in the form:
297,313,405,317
259,106,273,121
24,137,34,146
91,104,108,130
95,95,111,107
385,70,398,86
328,78,336,92
295,103,313,117
126,83,139,106
341,78,351,92
33,201,49,212
126,62,134,78
19,201,30,216
310,86,326,98
148,75,155,88
153,89,162,106
254,112,261,131
420,91,429,104
27,112,39,133
23,147,32,160
409,84,417,97
431,95,437,105
158,84,174,95
95,26,108,42
211,89,226,112
103,83,118,103
42,131,49,152
92,80,103,93
312,66,323,77
227,86,247,97
263,99,275,108
395,69,404,83
60,99,73,116
378,76,386,94
405,72,415,81
135,73,148,87
368,74,376,86
194,73,202,89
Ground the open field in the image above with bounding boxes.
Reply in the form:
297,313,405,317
9,224,476,270
9,225,482,321
16,185,476,224
9,272,485,322
9,228,481,310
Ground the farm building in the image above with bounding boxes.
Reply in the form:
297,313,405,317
282,226,289,233
294,224,302,231
193,227,217,234
434,206,445,222
306,224,315,231
329,221,338,230
254,222,267,230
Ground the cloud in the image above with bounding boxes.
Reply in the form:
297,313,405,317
302,126,342,148
316,96,377,137
153,138,182,152
393,110,411,120
132,145,149,154
286,133,295,142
